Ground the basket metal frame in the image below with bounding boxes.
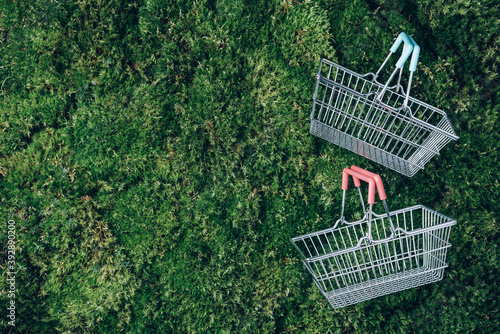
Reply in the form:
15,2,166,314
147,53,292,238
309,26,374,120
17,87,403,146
291,171,456,309
311,59,459,177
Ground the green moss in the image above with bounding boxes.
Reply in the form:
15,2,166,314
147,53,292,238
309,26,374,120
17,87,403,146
0,0,498,332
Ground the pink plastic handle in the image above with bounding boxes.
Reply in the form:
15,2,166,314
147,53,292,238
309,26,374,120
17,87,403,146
350,165,387,201
342,168,377,204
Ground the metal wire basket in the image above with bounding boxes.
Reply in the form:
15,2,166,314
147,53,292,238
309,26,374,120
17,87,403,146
310,33,459,177
291,166,456,309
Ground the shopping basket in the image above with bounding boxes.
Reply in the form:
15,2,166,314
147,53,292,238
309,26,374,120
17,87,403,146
291,166,456,309
310,32,459,177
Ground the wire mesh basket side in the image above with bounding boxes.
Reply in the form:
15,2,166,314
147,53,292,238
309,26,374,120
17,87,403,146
316,60,452,129
325,266,445,309
291,206,455,308
311,60,458,177
310,121,419,176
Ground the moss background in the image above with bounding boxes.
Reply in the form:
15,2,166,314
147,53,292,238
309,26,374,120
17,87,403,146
0,0,498,332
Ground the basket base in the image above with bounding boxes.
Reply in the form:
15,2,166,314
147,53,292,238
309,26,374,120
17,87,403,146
310,120,422,177
322,266,446,309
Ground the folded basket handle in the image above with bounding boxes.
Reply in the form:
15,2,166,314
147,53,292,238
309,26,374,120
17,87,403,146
376,32,420,107
342,168,384,205
350,165,396,233
349,165,387,201
340,166,406,244
407,35,420,72
390,32,414,69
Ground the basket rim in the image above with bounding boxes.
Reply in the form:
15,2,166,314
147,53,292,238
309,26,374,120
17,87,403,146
291,204,457,261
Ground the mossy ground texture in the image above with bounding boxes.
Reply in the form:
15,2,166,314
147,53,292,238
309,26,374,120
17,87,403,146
0,0,498,333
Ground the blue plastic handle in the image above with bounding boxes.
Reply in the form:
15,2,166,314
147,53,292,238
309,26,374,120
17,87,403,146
390,32,413,69
407,35,420,72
